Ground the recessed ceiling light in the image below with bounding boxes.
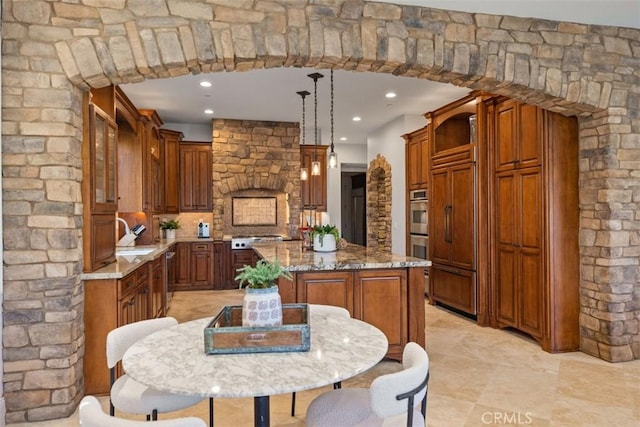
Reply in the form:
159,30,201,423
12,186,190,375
200,81,212,87
204,109,214,114
385,92,397,98
352,116,361,122
340,137,347,141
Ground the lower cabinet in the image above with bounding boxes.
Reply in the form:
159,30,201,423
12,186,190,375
150,256,165,319
294,268,420,361
171,242,214,291
430,264,476,315
84,263,154,395
231,248,257,287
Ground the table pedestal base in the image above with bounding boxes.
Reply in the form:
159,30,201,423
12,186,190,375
254,396,270,427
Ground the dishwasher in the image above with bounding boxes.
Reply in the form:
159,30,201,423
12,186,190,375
165,250,176,312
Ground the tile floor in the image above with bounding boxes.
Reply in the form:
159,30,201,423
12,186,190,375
12,290,640,426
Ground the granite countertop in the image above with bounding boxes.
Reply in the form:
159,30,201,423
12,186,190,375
252,240,431,272
80,237,213,280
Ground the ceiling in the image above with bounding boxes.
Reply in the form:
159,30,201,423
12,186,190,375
121,1,638,146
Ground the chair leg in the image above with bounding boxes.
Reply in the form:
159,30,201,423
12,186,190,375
333,381,342,389
152,409,158,421
209,398,214,427
290,392,296,416
109,400,115,417
146,415,151,421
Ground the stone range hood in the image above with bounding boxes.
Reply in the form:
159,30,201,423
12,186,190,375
211,118,301,240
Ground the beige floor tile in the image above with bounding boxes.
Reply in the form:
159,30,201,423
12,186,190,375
12,291,640,427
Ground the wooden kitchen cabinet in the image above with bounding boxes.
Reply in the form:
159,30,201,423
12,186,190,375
160,129,182,214
82,92,118,272
171,242,214,291
487,97,580,352
179,142,212,212
354,270,407,356
292,267,419,361
231,249,257,287
150,256,165,318
427,94,478,316
430,162,475,270
300,144,328,211
296,271,354,314
191,242,214,289
84,263,153,395
139,109,164,214
404,126,429,191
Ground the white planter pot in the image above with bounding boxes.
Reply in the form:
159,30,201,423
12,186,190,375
165,229,176,239
242,285,282,327
313,234,337,252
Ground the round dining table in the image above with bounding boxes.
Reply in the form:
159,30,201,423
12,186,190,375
122,310,389,427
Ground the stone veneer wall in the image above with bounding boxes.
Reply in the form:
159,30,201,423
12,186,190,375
367,154,392,251
1,0,639,422
211,118,301,240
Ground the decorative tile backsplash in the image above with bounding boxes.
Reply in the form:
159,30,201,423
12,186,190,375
232,197,277,226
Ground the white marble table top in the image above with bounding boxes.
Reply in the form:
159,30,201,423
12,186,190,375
122,312,389,398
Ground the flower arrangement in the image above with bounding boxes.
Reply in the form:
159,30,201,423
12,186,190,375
235,259,293,289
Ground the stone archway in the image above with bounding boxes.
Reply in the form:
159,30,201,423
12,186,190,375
2,0,640,421
366,155,392,251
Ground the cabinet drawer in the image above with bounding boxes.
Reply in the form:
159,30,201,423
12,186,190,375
136,264,149,284
118,272,137,299
191,242,212,252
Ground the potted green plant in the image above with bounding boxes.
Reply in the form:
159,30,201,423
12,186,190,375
235,259,293,327
159,219,180,239
310,224,340,252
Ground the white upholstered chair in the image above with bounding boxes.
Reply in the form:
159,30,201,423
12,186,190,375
290,304,351,416
107,317,208,423
305,342,430,427
79,395,206,427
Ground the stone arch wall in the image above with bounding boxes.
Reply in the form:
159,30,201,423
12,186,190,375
366,155,392,251
2,0,640,421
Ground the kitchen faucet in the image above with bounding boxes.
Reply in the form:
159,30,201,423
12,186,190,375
116,217,137,247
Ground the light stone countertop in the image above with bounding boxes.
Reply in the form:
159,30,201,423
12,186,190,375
122,311,388,398
252,240,431,272
80,238,213,280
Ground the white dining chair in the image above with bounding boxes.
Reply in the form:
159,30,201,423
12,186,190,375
107,317,210,424
305,342,430,427
291,304,351,416
79,395,207,427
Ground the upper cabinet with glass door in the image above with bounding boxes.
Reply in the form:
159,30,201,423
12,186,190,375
90,104,118,212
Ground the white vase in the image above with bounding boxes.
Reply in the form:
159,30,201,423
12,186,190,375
165,229,176,239
242,286,282,327
313,234,337,252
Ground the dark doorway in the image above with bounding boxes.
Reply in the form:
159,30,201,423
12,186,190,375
341,172,366,246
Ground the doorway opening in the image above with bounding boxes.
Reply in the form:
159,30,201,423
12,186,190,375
341,170,367,246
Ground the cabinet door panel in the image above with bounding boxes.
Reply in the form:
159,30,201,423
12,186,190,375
354,270,407,356
518,104,542,168
495,246,517,326
431,264,476,315
296,272,353,314
407,139,422,190
519,248,543,338
519,169,542,249
496,173,516,245
174,243,191,286
450,163,475,269
429,169,450,264
90,214,116,270
495,100,517,171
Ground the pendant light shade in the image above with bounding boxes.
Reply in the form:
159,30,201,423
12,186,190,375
297,90,310,181
311,161,321,175
328,150,338,168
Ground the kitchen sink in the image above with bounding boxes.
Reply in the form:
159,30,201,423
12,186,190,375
115,248,156,256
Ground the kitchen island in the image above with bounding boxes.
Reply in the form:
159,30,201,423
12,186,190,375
252,241,431,360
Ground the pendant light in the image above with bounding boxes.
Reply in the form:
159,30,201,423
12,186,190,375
297,90,310,181
328,69,338,169
308,72,324,176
